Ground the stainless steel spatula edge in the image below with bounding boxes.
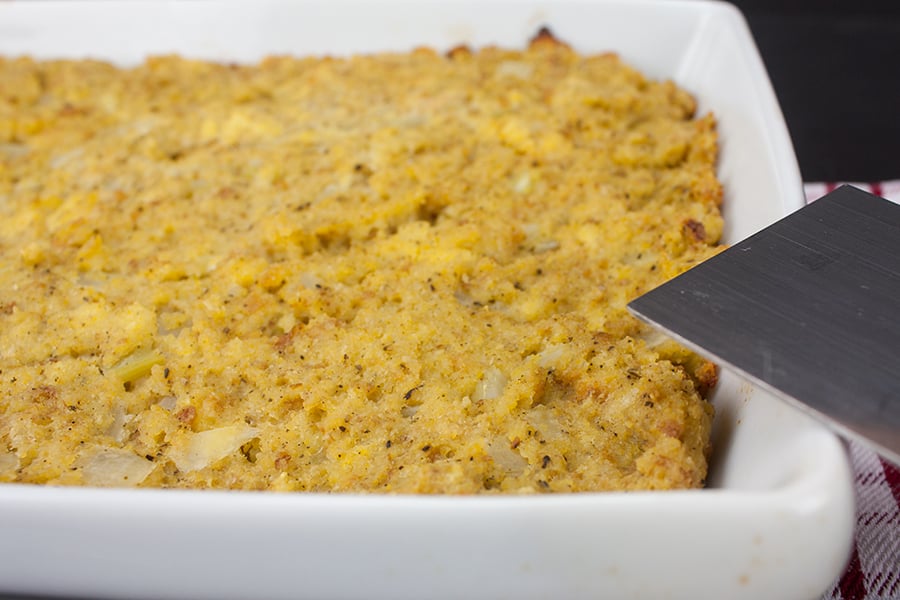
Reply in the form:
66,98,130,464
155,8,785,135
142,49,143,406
628,185,900,465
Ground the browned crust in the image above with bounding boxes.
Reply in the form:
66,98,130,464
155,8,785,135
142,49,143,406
445,44,472,60
693,361,719,398
683,219,707,242
528,26,572,50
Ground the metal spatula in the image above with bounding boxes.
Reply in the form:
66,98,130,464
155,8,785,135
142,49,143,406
628,185,900,464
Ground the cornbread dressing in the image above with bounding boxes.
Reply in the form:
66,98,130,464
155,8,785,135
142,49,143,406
0,33,722,493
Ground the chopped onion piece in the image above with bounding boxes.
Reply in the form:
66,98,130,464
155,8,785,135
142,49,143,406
299,272,324,290
171,424,259,472
527,405,564,440
0,452,18,473
472,367,508,402
536,344,566,368
157,395,177,411
534,240,560,253
48,147,83,169
487,440,527,473
81,447,155,487
513,172,531,194
453,290,476,307
277,312,296,333
496,60,534,80
105,405,133,443
637,328,668,348
108,347,164,384
520,223,539,238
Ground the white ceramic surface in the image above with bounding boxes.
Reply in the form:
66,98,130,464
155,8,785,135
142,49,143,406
0,2,854,599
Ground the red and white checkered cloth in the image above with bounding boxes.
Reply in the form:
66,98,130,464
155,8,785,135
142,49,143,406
803,183,900,600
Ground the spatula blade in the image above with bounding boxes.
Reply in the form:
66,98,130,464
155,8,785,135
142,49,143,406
628,185,900,464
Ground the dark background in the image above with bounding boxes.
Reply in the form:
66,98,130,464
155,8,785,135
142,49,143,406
730,0,900,182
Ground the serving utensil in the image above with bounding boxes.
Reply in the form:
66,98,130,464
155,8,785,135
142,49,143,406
629,185,900,464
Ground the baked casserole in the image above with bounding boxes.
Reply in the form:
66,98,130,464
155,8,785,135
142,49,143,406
0,31,722,493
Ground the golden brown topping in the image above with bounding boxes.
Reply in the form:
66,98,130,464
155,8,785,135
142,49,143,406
0,35,721,493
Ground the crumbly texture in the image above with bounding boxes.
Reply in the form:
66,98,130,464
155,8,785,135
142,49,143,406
0,34,722,493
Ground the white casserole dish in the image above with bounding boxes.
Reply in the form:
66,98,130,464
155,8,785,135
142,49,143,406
0,1,854,599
